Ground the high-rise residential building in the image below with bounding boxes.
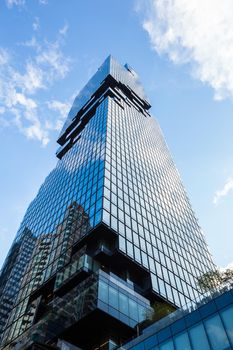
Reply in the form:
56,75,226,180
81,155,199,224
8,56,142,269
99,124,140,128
0,56,215,350
0,228,35,342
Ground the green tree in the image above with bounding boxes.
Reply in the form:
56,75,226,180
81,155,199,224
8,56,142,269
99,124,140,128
147,300,176,323
197,269,222,292
197,267,233,292
222,268,233,285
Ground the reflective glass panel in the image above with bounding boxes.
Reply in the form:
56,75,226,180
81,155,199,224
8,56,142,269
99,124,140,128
174,331,191,350
220,305,233,346
204,314,230,350
189,323,210,350
160,340,175,350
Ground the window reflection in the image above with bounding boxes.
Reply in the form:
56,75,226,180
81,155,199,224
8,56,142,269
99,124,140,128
188,323,210,350
160,340,175,350
204,314,230,350
220,305,233,346
174,331,191,350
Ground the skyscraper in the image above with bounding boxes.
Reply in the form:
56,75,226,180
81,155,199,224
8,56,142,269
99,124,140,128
0,56,215,350
0,228,35,341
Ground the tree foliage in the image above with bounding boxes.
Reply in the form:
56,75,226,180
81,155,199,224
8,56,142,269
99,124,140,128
147,300,176,323
197,268,233,292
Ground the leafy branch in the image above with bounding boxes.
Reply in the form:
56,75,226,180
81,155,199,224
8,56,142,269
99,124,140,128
197,267,233,292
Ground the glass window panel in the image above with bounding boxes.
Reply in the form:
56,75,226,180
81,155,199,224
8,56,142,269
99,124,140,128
109,286,118,309
221,305,233,346
99,281,108,303
204,314,230,350
111,203,117,216
151,274,159,292
129,299,138,321
119,236,126,252
104,187,110,200
127,241,134,257
189,323,210,350
119,292,128,315
132,344,147,350
102,210,110,226
94,210,102,226
144,335,157,350
78,255,84,270
141,251,149,269
111,215,118,231
119,221,125,236
134,246,141,263
158,278,166,297
160,340,175,350
138,304,146,322
103,198,110,211
174,331,191,350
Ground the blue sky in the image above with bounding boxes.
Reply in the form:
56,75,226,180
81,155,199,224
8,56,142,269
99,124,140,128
0,0,233,270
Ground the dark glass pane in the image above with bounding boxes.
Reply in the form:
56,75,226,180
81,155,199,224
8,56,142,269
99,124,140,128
99,281,108,303
109,286,118,309
119,292,128,315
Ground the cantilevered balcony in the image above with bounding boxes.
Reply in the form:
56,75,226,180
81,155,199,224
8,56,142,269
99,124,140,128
10,270,152,350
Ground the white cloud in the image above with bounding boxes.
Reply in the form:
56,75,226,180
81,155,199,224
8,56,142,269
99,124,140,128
59,24,69,36
39,0,48,4
139,0,233,100
23,122,49,146
46,99,72,131
0,48,9,65
33,17,40,31
36,41,71,79
47,100,70,119
19,38,71,82
11,62,45,94
0,31,72,146
15,92,37,109
20,37,40,50
213,178,233,204
10,107,50,146
5,0,25,8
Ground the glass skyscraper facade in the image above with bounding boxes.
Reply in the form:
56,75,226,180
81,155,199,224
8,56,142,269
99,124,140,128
0,56,215,350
